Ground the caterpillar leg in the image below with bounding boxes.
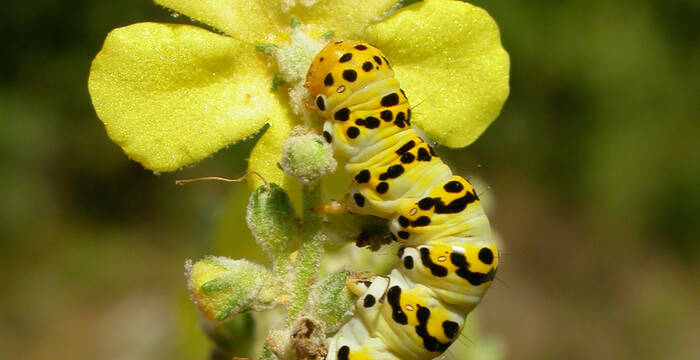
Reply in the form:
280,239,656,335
313,198,348,215
326,276,399,360
345,272,376,297
346,273,391,312
325,319,398,360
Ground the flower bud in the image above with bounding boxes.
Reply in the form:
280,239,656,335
186,256,278,321
246,184,299,276
280,132,336,183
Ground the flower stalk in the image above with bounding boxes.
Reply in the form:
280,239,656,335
288,181,325,324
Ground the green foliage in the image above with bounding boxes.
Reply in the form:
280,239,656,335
305,271,355,333
203,314,256,355
287,182,326,324
246,184,300,277
191,180,347,358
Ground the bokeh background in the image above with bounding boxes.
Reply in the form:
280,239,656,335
1,0,698,359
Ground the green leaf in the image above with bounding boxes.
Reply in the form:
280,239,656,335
246,184,300,277
305,271,355,333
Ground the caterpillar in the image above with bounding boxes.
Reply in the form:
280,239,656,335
305,41,498,360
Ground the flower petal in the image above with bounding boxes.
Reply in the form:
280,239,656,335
366,0,510,147
154,0,287,43
294,0,398,39
89,22,289,171
247,120,295,192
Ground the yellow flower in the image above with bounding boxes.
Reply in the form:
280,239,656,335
88,0,509,191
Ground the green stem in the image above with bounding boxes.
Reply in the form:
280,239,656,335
272,248,292,281
288,181,324,324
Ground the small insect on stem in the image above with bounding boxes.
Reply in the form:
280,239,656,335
174,172,270,190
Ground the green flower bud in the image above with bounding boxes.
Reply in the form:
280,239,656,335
186,256,279,321
305,271,355,333
280,132,337,183
246,184,299,276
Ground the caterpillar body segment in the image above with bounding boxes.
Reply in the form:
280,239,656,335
306,41,498,360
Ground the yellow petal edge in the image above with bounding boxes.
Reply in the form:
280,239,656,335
367,0,510,147
154,0,287,44
89,22,288,171
248,110,296,192
294,0,398,40
154,0,397,43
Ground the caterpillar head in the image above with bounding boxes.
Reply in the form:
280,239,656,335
305,40,394,115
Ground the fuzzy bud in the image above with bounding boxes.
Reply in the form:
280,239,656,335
280,131,336,183
246,184,299,276
186,256,278,321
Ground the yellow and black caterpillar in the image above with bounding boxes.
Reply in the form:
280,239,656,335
306,41,498,360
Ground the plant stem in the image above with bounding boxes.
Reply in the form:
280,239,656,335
287,181,324,324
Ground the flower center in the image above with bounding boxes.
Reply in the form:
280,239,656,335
280,0,324,13
270,25,325,85
262,19,330,120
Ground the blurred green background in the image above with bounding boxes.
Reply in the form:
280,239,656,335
1,0,698,359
